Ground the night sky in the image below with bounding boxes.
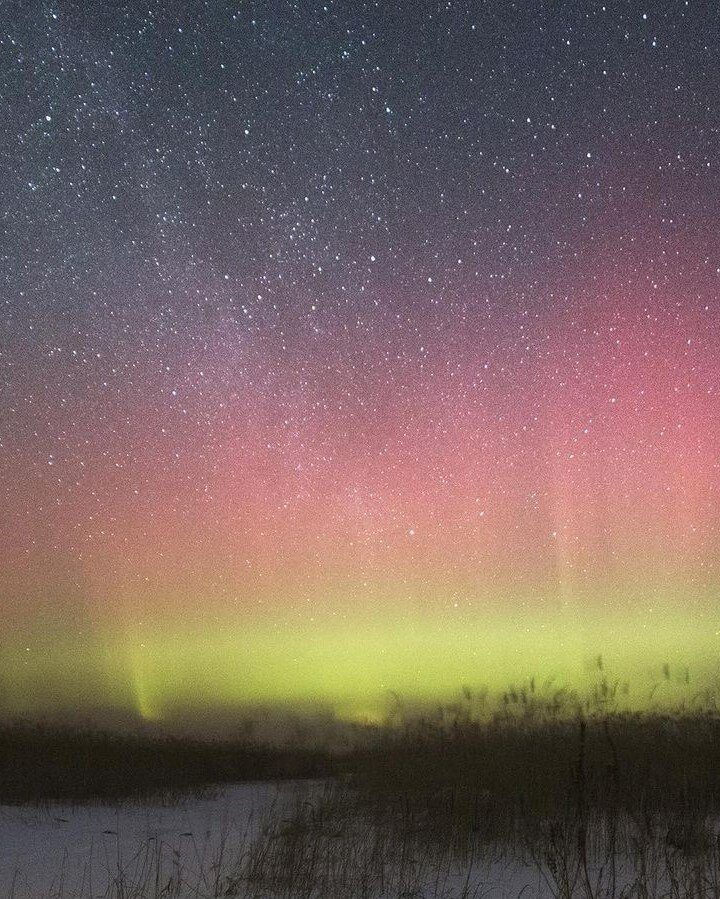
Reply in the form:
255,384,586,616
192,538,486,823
2,1,720,723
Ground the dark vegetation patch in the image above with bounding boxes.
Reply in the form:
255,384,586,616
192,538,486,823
0,722,334,804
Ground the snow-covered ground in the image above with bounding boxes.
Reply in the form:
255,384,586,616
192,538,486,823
0,780,550,898
0,782,298,898
0,782,694,898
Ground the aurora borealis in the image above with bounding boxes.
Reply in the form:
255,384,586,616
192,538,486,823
2,1,720,727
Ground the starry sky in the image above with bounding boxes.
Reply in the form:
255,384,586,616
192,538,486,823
2,1,720,724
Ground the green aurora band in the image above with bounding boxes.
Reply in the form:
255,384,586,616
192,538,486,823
3,585,719,729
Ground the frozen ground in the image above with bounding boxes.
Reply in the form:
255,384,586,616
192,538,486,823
0,782,299,898
0,780,549,898
0,781,696,898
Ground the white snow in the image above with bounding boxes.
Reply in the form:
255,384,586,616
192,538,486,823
0,783,694,898
0,782,295,898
